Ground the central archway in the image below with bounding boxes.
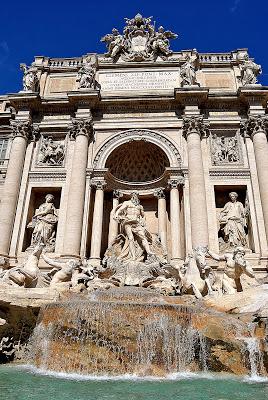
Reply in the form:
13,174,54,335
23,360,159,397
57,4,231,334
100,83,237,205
105,141,169,183
93,129,182,170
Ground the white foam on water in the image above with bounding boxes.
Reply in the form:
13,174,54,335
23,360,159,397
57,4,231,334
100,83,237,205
14,364,267,383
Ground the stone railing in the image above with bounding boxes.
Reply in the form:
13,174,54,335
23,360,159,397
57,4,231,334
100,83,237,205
199,53,234,63
48,58,83,68
0,159,8,168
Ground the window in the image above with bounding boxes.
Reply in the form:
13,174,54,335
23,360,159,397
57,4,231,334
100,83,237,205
0,138,8,160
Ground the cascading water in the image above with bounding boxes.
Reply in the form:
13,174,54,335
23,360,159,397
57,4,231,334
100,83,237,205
242,337,265,377
21,288,267,377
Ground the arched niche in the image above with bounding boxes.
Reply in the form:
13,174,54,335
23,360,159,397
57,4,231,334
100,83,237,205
93,129,181,170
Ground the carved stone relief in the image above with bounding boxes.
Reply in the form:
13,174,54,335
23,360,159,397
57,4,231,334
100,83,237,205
210,133,242,165
37,135,65,166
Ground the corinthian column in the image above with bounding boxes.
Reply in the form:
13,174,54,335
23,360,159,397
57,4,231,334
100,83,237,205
154,188,167,252
168,179,184,262
63,116,93,257
90,180,106,263
108,190,121,247
0,120,31,256
242,115,268,239
183,116,209,248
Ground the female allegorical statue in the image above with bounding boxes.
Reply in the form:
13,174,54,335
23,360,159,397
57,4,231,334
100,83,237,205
27,194,58,252
219,191,248,250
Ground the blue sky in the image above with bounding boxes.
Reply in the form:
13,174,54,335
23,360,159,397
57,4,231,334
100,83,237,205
0,0,267,94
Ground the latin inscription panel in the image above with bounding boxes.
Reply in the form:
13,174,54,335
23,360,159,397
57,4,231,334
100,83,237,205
99,70,180,91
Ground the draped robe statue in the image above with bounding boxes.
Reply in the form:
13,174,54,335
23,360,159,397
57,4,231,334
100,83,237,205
219,192,247,250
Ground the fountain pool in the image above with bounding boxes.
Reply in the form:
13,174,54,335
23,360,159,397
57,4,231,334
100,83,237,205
0,365,267,400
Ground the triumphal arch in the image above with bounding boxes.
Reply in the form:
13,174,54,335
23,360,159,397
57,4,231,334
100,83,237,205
0,14,267,282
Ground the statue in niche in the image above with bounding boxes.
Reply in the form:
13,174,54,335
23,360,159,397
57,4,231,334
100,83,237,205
113,192,155,262
180,55,199,87
37,136,65,166
76,57,96,89
20,64,39,92
240,55,262,86
211,134,240,165
207,247,257,294
27,194,58,252
103,192,168,287
219,192,248,251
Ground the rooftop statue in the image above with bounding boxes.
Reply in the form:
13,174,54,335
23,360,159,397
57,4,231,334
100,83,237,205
240,54,262,86
180,54,199,87
76,56,97,89
101,13,178,62
20,63,39,92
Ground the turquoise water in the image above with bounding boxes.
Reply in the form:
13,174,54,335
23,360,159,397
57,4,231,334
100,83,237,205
0,365,267,400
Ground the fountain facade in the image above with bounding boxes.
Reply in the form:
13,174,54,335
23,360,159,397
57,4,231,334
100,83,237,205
0,13,267,378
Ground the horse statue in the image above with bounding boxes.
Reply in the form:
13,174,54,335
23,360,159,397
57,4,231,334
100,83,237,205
177,246,215,298
0,243,45,288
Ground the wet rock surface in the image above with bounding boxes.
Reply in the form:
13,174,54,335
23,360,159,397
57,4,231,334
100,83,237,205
0,286,267,376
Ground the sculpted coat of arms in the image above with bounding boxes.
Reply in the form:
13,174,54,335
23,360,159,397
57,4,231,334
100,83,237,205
101,14,178,62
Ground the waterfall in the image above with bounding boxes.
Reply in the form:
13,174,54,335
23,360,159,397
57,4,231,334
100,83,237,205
21,288,266,377
242,337,265,378
24,290,209,376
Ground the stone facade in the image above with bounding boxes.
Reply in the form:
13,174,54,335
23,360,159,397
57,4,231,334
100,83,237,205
0,14,267,279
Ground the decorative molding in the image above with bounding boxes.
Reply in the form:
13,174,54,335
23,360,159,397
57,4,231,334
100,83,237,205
93,129,182,169
113,189,122,199
28,171,66,182
10,119,32,140
241,115,268,137
209,169,250,179
168,177,185,188
182,115,209,138
91,179,107,190
154,188,166,199
69,116,93,140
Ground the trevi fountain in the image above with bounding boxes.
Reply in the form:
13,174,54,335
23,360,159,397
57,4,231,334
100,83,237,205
0,13,267,400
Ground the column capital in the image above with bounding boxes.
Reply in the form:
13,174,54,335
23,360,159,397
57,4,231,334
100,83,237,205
113,189,122,199
69,115,93,141
241,115,268,138
154,188,166,199
10,119,32,140
91,179,106,190
182,115,209,138
168,177,184,189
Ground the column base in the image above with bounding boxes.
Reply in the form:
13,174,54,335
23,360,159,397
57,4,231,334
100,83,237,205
89,257,102,266
170,258,184,268
60,254,82,260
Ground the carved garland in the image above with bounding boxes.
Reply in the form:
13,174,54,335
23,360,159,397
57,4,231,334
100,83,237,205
93,129,182,169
